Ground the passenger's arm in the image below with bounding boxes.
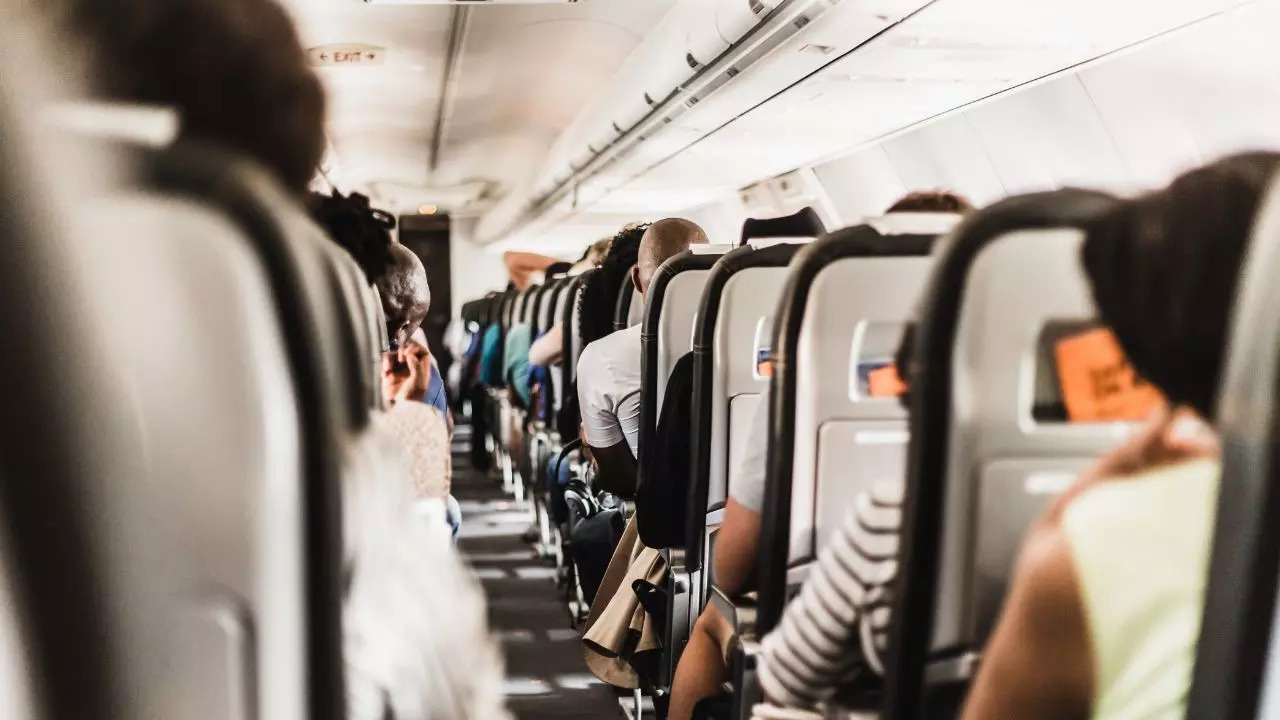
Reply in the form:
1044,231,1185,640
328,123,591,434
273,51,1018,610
529,325,563,367
713,498,761,597
503,251,556,290
577,352,637,497
589,440,638,498
758,505,882,709
959,519,1093,720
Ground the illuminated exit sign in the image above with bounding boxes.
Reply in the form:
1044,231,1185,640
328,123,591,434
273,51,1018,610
308,44,386,67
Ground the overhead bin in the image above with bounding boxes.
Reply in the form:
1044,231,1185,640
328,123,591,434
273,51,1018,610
717,0,782,51
685,0,728,69
643,9,693,109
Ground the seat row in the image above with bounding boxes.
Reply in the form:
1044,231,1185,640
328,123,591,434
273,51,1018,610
462,173,1280,719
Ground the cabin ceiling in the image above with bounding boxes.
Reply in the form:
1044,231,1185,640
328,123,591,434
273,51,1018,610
280,0,677,216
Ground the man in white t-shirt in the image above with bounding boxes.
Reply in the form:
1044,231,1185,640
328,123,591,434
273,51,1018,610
576,218,708,496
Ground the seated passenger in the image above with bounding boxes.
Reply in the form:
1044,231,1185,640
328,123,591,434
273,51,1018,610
52,2,506,715
576,219,708,496
379,245,449,416
672,190,972,720
960,153,1273,720
527,239,609,367
307,190,449,416
54,0,325,197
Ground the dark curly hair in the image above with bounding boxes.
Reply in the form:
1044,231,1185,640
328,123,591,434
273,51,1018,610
51,0,327,195
886,190,974,214
1082,151,1280,418
577,223,648,348
307,190,396,285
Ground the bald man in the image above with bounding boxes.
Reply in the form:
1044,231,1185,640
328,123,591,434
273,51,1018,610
379,245,449,416
576,218,709,497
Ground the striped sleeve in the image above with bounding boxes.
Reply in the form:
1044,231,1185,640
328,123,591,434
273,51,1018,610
758,480,904,708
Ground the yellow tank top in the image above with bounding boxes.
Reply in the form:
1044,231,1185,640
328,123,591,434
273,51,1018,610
1062,458,1220,720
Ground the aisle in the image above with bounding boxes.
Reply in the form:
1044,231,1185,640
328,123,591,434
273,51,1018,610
452,439,625,720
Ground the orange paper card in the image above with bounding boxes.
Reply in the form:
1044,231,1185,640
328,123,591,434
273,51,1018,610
868,364,908,398
1055,328,1162,422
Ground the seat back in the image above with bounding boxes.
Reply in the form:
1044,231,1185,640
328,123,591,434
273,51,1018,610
502,289,517,330
614,272,638,331
143,144,370,720
885,191,1122,716
637,245,731,483
551,276,580,417
557,274,588,437
1,119,354,719
739,206,826,247
536,278,562,339
1189,178,1280,720
0,68,129,718
86,189,312,720
687,242,810,569
756,218,953,634
517,284,539,327
626,288,645,328
331,249,384,410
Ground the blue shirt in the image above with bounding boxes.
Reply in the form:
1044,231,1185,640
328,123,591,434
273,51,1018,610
424,360,448,415
479,324,505,387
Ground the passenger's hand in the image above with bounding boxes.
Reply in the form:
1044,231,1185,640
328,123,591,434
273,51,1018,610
1063,404,1218,506
1096,404,1218,477
382,342,431,406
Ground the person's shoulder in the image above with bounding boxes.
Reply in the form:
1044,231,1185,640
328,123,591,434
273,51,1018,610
582,326,639,366
1063,457,1220,532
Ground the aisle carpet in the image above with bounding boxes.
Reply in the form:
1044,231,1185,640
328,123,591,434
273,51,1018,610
452,435,626,719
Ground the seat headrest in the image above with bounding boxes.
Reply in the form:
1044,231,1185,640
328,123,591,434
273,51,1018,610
740,206,827,246
865,212,963,237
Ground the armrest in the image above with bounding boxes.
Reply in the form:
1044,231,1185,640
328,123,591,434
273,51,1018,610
710,585,758,642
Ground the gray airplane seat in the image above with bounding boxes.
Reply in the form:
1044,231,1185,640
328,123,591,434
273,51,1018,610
532,278,567,451
498,284,540,498
556,273,588,439
0,102,362,718
0,70,143,719
725,213,954,716
630,243,731,691
883,190,1123,719
545,277,573,423
332,247,386,411
1189,178,1280,720
614,272,641,331
689,208,830,561
139,141,409,719
673,236,819,716
756,214,961,633
638,244,735,497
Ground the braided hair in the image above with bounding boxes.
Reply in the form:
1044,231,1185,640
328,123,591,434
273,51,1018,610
308,190,397,285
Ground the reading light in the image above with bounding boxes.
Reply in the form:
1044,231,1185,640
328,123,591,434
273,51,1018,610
418,204,439,215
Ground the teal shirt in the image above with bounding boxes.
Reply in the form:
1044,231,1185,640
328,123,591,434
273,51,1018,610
479,324,504,387
504,324,533,407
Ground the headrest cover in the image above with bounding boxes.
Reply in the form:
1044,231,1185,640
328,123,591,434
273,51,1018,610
865,212,963,236
747,236,816,250
690,243,734,256
46,101,179,147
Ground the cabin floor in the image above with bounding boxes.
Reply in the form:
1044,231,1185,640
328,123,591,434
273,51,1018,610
453,429,626,719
